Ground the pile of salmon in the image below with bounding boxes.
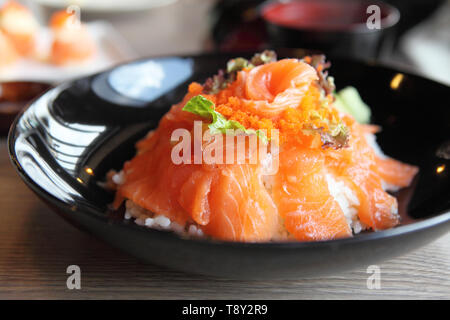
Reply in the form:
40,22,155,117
111,52,418,242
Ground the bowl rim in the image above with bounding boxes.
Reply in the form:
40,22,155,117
7,52,450,250
261,0,401,34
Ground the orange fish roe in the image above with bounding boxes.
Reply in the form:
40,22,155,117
187,82,203,95
185,65,343,147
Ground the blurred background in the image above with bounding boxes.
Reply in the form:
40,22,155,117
0,0,448,127
1,0,449,82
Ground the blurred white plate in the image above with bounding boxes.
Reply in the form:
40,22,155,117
32,0,178,13
0,21,137,83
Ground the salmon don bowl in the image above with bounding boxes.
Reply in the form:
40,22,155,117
8,50,450,278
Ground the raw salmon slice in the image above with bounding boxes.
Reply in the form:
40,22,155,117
273,148,352,241
115,105,280,241
244,59,318,117
325,121,415,230
202,165,279,241
375,157,419,188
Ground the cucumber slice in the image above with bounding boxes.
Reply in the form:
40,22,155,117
334,86,371,124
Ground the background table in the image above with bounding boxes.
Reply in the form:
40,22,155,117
0,0,449,299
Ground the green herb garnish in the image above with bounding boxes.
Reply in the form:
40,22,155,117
203,51,277,94
183,95,268,144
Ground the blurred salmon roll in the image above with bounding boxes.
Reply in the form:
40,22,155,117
50,10,96,65
0,30,18,67
0,1,38,56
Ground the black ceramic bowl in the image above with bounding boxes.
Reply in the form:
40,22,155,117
8,51,450,279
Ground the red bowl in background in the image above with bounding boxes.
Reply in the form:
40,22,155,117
262,0,400,60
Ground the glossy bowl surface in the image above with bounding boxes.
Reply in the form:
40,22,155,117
8,50,450,279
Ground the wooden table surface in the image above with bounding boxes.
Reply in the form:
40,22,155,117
1,0,449,300
0,139,449,299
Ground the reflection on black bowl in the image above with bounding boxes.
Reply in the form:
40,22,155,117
8,50,450,279
262,0,400,60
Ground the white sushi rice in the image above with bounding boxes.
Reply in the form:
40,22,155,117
119,175,367,238
365,133,387,160
320,132,401,234
113,171,367,238
112,170,125,185
326,174,367,234
365,133,399,192
123,199,205,238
